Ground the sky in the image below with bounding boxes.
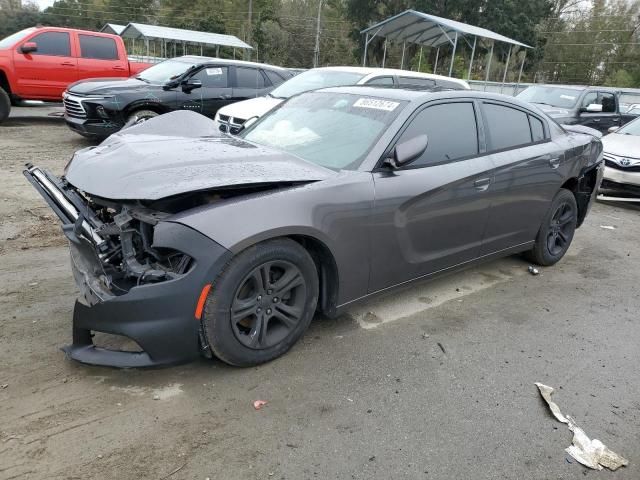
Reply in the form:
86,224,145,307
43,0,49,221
26,0,56,10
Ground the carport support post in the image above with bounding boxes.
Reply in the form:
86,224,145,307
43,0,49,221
501,45,512,93
449,31,458,77
362,33,369,66
434,46,440,74
516,49,527,94
400,41,406,69
484,42,494,91
468,36,477,80
382,39,387,67
418,46,423,70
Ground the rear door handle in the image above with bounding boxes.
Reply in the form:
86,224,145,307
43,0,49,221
549,157,560,169
61,62,75,67
218,94,231,100
474,178,491,191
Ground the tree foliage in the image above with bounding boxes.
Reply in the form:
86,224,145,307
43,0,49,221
1,0,638,86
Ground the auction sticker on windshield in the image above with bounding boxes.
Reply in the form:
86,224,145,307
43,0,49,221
353,98,399,111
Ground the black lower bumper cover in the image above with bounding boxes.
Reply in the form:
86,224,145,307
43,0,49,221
63,221,232,368
65,115,121,138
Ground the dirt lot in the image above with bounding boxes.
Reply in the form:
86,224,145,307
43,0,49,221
1,106,640,480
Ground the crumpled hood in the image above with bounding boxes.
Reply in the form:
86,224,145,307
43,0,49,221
602,132,640,159
65,111,335,200
217,96,283,121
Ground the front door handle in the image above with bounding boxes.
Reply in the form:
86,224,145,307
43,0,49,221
474,178,491,191
218,94,231,100
549,157,560,169
61,62,75,67
112,65,126,71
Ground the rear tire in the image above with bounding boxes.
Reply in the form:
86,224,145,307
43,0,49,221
203,238,318,367
525,189,578,266
0,87,11,123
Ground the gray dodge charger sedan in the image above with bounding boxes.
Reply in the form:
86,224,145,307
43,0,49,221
24,87,604,368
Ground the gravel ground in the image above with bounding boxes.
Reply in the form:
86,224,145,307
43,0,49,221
1,106,639,480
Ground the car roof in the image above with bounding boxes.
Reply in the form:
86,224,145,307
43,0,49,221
524,84,640,94
173,55,289,71
312,66,469,87
316,86,542,109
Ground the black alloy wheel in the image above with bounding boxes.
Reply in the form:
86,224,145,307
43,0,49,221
526,188,578,266
231,260,307,350
546,201,575,256
203,238,318,367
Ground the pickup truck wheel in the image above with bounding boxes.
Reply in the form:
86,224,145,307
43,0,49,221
203,238,319,367
123,109,158,128
0,87,11,123
525,189,577,266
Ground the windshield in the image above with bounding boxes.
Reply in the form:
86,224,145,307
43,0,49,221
517,86,581,109
0,28,36,49
136,59,196,84
617,117,640,136
241,92,406,170
270,70,367,99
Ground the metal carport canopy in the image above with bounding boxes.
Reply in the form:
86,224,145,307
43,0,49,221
120,23,252,50
360,9,532,83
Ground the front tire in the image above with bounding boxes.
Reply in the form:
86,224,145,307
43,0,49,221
526,189,578,266
203,238,319,367
0,87,11,123
123,109,158,129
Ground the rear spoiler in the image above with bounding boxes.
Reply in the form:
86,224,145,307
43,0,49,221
561,124,603,139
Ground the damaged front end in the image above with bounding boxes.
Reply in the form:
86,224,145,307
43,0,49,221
24,165,232,367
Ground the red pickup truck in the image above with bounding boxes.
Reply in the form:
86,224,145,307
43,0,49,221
0,26,151,122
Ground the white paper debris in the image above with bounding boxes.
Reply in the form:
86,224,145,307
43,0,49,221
600,225,616,230
535,382,628,471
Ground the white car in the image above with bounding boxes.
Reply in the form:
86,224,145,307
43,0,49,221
214,66,470,134
599,116,640,201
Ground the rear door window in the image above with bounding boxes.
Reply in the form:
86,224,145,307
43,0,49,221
236,67,265,88
29,31,71,57
396,102,478,167
78,35,118,60
483,103,532,150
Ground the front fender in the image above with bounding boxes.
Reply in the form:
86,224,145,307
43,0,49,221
172,172,375,305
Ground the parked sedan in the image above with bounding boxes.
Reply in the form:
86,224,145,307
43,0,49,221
25,88,603,368
599,116,640,200
63,55,292,139
215,66,470,134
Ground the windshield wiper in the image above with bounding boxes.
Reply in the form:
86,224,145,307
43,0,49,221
268,93,286,99
135,76,150,83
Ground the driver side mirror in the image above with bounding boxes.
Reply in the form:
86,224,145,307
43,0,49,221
181,78,202,92
385,134,429,169
584,103,603,113
20,42,37,54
